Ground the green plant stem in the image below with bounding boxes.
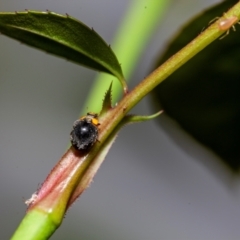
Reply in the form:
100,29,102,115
10,2,240,239
98,2,240,143
83,0,170,113
11,210,57,240
77,2,240,207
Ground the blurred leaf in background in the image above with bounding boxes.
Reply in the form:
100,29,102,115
152,0,240,171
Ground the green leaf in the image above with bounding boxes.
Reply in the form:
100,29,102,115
0,10,125,86
152,0,240,171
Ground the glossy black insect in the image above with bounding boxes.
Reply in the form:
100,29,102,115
70,112,99,150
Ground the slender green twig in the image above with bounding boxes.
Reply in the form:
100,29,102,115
82,0,170,113
10,2,240,239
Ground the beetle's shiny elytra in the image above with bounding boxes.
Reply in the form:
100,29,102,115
70,112,99,150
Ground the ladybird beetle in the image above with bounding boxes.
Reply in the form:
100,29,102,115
70,112,99,150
